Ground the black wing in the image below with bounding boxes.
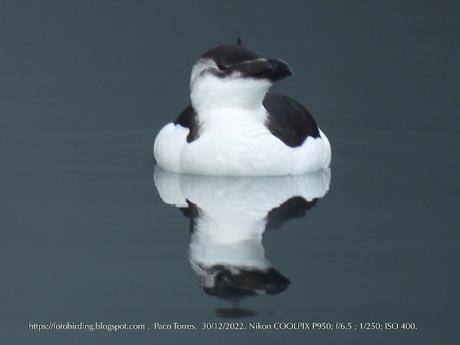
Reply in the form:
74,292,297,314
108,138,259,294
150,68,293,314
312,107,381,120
174,104,200,142
263,93,320,147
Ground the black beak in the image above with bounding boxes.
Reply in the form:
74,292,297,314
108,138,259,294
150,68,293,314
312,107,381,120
233,58,293,82
267,58,293,82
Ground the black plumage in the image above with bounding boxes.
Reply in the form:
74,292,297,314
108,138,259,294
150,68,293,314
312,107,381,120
174,104,200,142
263,93,320,147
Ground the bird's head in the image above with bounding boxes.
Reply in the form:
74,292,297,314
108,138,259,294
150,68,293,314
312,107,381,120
190,43,292,111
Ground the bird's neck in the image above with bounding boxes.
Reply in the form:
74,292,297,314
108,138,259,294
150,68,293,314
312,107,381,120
194,104,268,127
190,78,271,115
190,92,269,127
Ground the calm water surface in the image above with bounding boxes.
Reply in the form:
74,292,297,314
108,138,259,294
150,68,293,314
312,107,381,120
0,1,458,344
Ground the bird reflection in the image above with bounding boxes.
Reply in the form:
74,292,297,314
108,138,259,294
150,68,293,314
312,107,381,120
154,168,331,317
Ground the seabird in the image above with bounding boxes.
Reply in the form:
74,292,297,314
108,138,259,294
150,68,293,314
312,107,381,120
154,41,331,176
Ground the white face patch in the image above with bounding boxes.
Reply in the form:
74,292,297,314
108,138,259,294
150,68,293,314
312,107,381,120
190,58,272,112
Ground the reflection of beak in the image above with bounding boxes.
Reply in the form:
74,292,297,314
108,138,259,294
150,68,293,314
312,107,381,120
267,58,293,82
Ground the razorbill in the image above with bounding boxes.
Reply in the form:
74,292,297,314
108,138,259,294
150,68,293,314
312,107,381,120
154,41,331,176
154,167,330,303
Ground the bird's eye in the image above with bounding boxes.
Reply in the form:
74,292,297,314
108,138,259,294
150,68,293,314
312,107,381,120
217,63,230,72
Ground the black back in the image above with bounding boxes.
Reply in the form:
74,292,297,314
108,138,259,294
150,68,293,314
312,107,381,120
263,93,320,147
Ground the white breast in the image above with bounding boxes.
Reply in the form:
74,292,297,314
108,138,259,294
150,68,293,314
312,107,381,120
154,106,331,176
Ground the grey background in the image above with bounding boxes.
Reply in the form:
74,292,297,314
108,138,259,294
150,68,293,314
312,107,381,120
0,0,459,344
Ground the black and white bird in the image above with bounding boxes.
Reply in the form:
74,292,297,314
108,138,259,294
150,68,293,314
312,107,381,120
154,41,331,176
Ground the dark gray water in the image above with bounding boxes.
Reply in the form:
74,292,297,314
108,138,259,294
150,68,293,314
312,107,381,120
1,1,459,344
